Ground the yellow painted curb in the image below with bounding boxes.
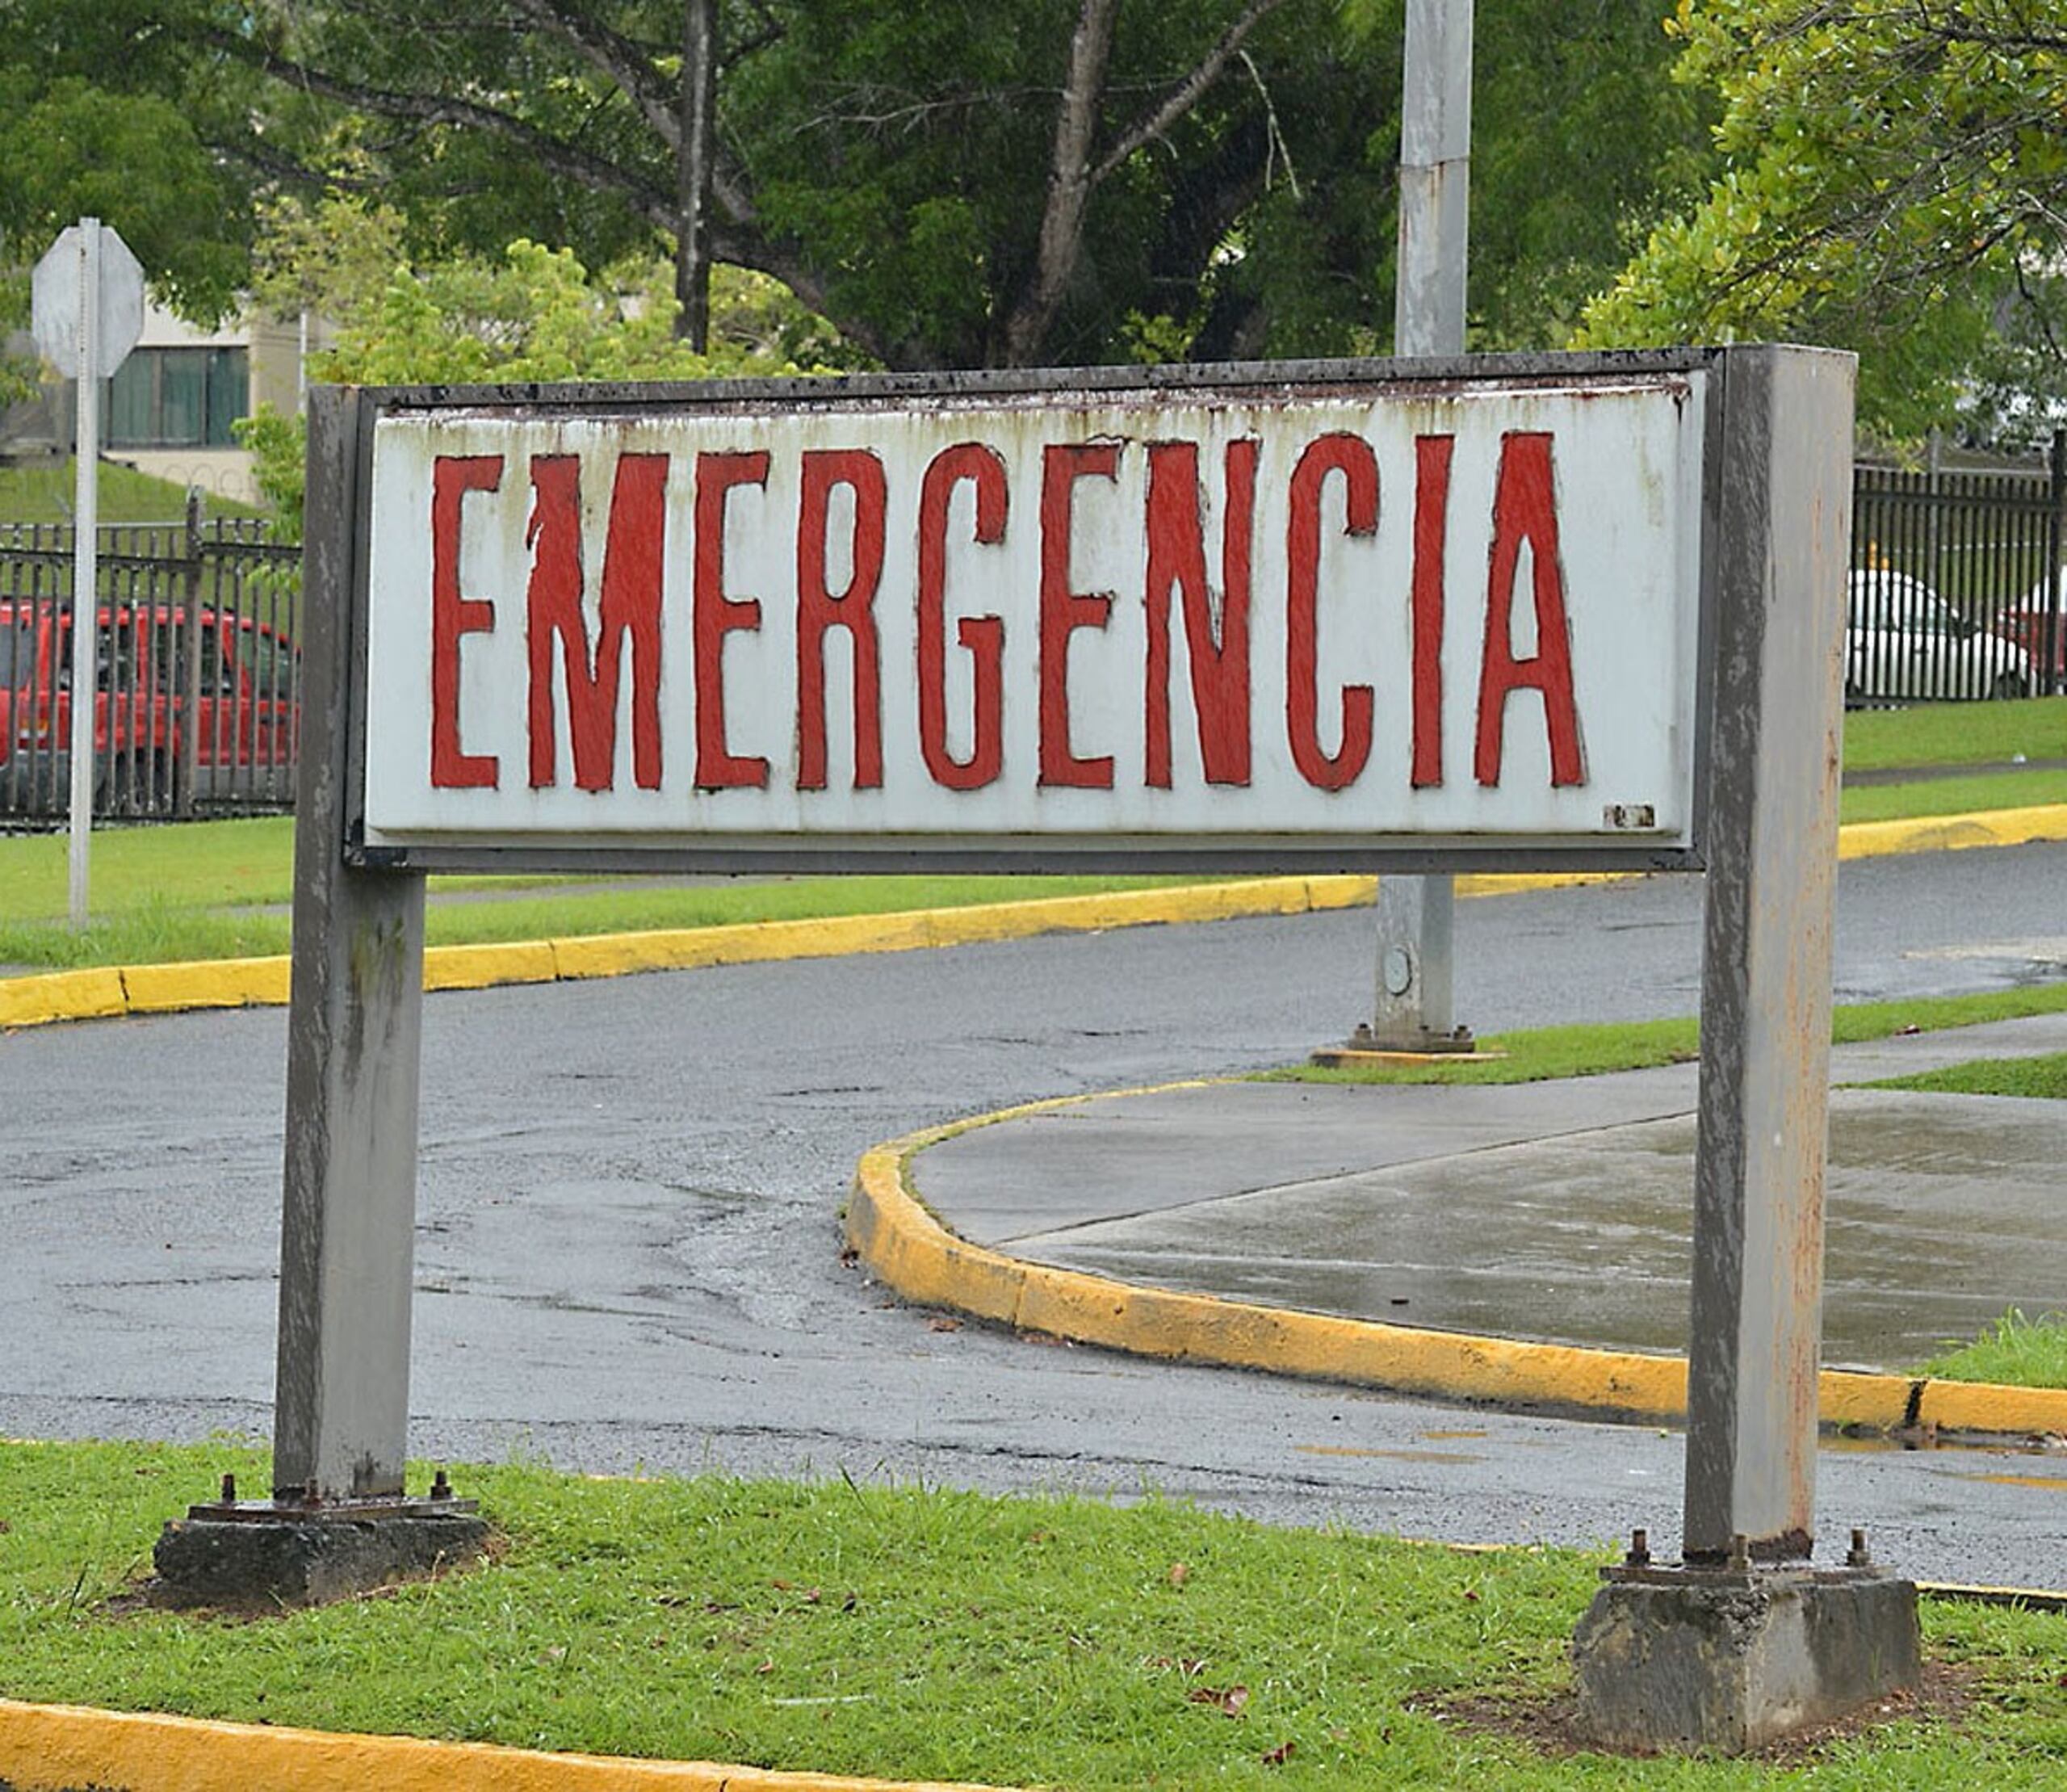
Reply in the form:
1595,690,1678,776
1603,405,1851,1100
0,967,126,1029
1838,802,2067,859
849,1093,2061,1441
0,876,1373,1029
3,803,2061,1030
0,1698,1004,1792
423,939,559,993
122,955,291,1014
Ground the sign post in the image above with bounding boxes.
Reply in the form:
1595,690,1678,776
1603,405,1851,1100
31,219,145,928
272,388,430,1505
1363,0,1474,1052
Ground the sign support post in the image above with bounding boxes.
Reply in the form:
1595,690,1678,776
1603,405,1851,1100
271,386,430,1504
1572,345,1919,1752
154,385,484,1609
1682,346,1848,1560
65,222,100,931
1361,0,1471,1052
31,218,145,929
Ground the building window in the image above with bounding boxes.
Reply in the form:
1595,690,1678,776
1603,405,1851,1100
103,347,249,449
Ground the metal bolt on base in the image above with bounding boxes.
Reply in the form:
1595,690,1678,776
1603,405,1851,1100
1344,1020,1478,1054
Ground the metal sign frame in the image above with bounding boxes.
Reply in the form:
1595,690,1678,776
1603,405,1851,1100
279,344,1854,1584
331,350,1727,878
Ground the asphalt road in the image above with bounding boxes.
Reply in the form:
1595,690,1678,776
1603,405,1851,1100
2,842,2064,1586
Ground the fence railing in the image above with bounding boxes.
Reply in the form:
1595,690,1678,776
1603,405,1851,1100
0,494,302,821
2,443,2059,825
1850,435,2065,703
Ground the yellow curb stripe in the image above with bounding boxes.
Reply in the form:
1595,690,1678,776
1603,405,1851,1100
0,877,1373,1028
547,880,1375,984
1455,869,1637,896
422,940,559,993
849,1097,2057,1439
1918,1379,2067,1437
3,804,2063,1030
1838,802,2067,859
121,955,291,1014
0,967,126,1029
0,1698,1004,1792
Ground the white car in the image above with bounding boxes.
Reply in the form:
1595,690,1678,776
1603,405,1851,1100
1845,569,2033,703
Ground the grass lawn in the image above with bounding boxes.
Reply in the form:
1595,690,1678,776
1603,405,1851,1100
1269,984,2067,1089
1840,767,2067,823
0,817,1196,969
0,459,264,527
3,1438,2064,1789
1841,695,2067,772
1864,1051,2067,1102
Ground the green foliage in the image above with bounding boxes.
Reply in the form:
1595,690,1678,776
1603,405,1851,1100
234,237,832,530
1466,0,1716,349
246,192,411,327
1922,1308,2067,1387
4,1,1709,376
0,1,264,362
0,51,253,396
312,241,741,386
1579,0,2067,440
231,407,308,542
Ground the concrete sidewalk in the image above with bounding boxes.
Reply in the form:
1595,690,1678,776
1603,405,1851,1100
862,1011,2067,1431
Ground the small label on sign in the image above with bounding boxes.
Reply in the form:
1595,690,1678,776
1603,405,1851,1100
1603,804,1657,829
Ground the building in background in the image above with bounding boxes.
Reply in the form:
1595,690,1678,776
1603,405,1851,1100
2,301,321,506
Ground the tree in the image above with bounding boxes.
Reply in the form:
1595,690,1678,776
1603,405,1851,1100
236,232,827,535
1577,0,2067,439
8,2,1707,377
165,0,1321,368
0,48,253,394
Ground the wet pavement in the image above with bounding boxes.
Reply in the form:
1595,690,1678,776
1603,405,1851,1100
913,1011,2067,1374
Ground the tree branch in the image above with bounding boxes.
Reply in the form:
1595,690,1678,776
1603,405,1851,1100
505,0,680,152
1001,0,1121,365
202,23,681,233
1091,0,1288,188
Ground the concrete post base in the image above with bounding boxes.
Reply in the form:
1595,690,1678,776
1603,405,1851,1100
153,1495,489,1608
1571,1563,1920,1752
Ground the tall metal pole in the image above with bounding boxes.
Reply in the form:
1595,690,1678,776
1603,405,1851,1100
67,220,103,930
1365,0,1470,1049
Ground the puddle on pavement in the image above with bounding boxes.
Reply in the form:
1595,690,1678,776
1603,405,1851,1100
1822,1430,2066,1458
1297,1444,1486,1465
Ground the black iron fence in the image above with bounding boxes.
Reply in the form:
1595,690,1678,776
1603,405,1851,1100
1850,434,2066,703
2,442,2059,825
0,494,302,820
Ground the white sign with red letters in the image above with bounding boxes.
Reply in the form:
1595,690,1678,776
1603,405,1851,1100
359,367,1710,863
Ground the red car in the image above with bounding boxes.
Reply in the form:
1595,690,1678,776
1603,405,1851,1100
1994,572,2067,694
0,599,298,812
